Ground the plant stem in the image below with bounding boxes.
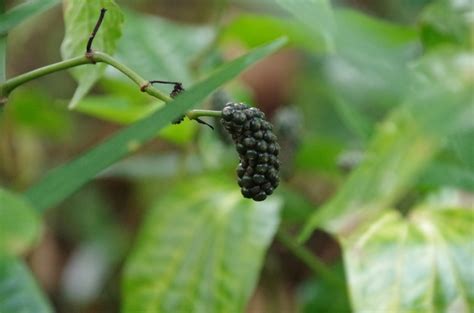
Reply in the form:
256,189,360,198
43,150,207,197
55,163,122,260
2,56,91,95
0,51,172,103
0,51,217,119
186,109,221,120
276,229,345,289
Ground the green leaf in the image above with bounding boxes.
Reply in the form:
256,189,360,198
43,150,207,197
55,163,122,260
123,175,282,313
342,206,474,312
0,0,60,36
60,0,124,109
298,50,474,242
276,0,336,52
0,189,41,256
25,38,287,212
114,9,214,86
222,14,325,52
0,255,52,313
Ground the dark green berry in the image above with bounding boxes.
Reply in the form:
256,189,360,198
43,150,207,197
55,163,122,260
220,102,280,201
256,141,268,152
246,150,258,160
237,165,245,177
253,192,267,201
241,176,253,188
254,131,263,139
222,107,234,121
256,164,268,174
243,137,256,148
253,174,266,184
233,112,246,124
241,188,252,198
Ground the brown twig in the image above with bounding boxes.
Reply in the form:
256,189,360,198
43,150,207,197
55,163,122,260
86,8,107,54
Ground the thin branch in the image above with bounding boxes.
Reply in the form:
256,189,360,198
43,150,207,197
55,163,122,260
1,56,92,96
86,8,107,54
0,52,172,103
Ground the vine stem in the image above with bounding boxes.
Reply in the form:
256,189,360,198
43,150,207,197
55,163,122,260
0,52,171,103
0,51,221,119
1,56,90,96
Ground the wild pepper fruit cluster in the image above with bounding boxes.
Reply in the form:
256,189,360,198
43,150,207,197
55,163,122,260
221,103,280,201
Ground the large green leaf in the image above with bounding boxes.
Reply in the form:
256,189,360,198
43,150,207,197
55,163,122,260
60,0,124,108
0,0,60,36
25,38,287,212
0,255,52,313
123,175,282,313
114,10,214,86
298,49,474,242
0,189,41,256
342,206,474,312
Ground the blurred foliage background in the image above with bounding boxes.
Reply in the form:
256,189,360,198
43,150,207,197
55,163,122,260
0,0,473,312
